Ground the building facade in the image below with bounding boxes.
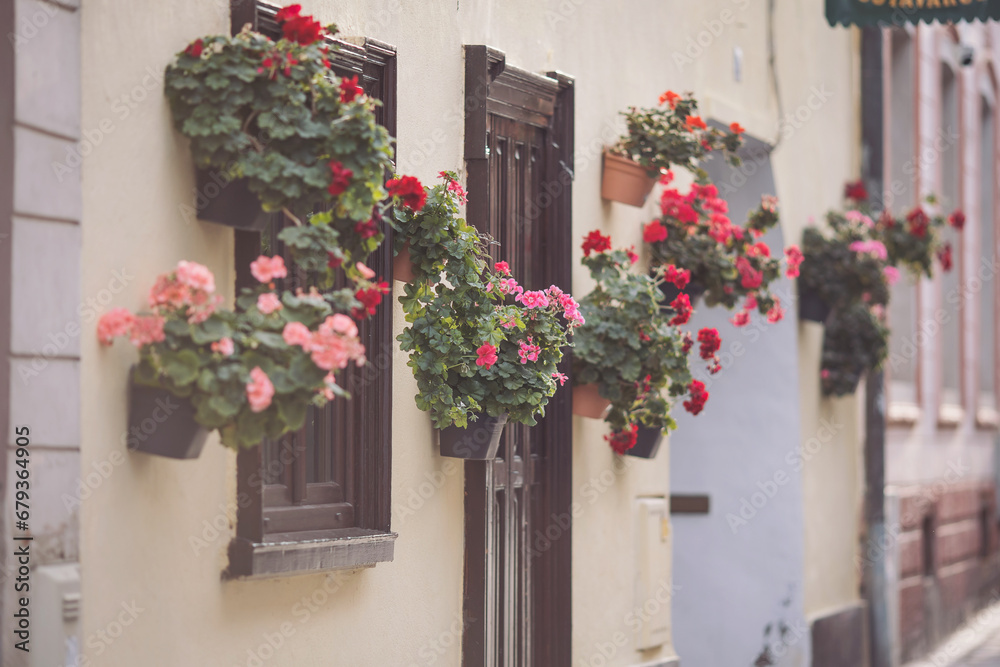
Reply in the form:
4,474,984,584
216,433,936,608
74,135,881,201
0,1,959,666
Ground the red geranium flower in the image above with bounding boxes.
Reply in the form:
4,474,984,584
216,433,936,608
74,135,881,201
329,161,353,196
184,39,204,58
581,230,612,256
729,122,745,134
352,281,389,319
844,180,868,202
659,90,681,108
276,5,324,45
606,424,639,455
906,207,930,238
668,293,692,326
339,75,364,103
475,343,498,369
387,175,427,211
948,209,965,230
683,380,709,415
663,264,690,290
938,243,953,272
643,220,668,244
697,328,722,360
354,218,379,239
685,115,707,131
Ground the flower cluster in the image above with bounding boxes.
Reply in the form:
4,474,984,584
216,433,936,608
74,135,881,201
644,171,800,326
573,232,724,454
396,174,580,429
610,90,744,176
800,182,962,396
97,257,371,449
165,13,410,269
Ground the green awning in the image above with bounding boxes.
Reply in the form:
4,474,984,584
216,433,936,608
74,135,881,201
826,0,1000,26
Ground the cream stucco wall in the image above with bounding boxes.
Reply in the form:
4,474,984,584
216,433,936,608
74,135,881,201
80,0,865,665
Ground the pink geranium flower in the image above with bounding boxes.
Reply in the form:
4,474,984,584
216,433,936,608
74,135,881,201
246,367,275,413
129,315,165,347
784,245,804,279
175,260,216,293
250,255,288,283
257,292,283,314
211,337,234,356
97,308,135,345
476,343,498,368
282,321,313,348
356,262,376,280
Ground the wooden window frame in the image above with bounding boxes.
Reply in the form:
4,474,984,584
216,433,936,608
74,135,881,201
225,2,396,579
462,45,574,666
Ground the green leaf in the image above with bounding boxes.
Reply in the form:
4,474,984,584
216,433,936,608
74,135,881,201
160,349,200,386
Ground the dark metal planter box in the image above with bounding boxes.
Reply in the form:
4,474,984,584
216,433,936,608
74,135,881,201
438,413,509,460
798,286,831,324
128,370,209,459
195,168,270,231
626,425,664,459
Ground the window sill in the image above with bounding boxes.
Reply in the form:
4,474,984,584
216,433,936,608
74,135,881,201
887,402,920,426
976,407,1000,430
936,404,964,428
224,529,397,579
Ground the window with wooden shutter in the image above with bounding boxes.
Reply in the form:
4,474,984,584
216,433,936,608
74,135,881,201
226,2,396,578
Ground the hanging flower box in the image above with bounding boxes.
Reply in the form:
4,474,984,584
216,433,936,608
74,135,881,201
797,285,831,323
128,368,209,459
165,7,394,252
395,174,582,455
573,231,722,456
194,169,269,231
438,413,508,460
625,426,664,459
600,153,657,207
572,383,612,420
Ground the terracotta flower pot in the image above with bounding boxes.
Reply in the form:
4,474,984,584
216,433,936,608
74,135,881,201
798,286,831,324
572,383,612,420
438,413,508,460
625,426,664,459
394,242,415,283
127,368,209,459
601,152,657,207
195,168,270,231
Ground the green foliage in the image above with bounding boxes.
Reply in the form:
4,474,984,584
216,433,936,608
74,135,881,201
820,303,889,396
801,191,958,397
611,91,743,176
573,248,704,436
647,182,787,316
395,175,579,429
164,27,395,267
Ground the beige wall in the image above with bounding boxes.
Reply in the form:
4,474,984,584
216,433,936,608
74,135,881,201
79,0,862,665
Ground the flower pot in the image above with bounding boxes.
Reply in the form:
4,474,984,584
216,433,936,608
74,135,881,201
127,369,209,459
572,383,612,420
195,168,270,231
601,152,657,207
438,413,508,460
625,426,664,459
394,242,415,283
657,280,706,309
798,287,831,323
